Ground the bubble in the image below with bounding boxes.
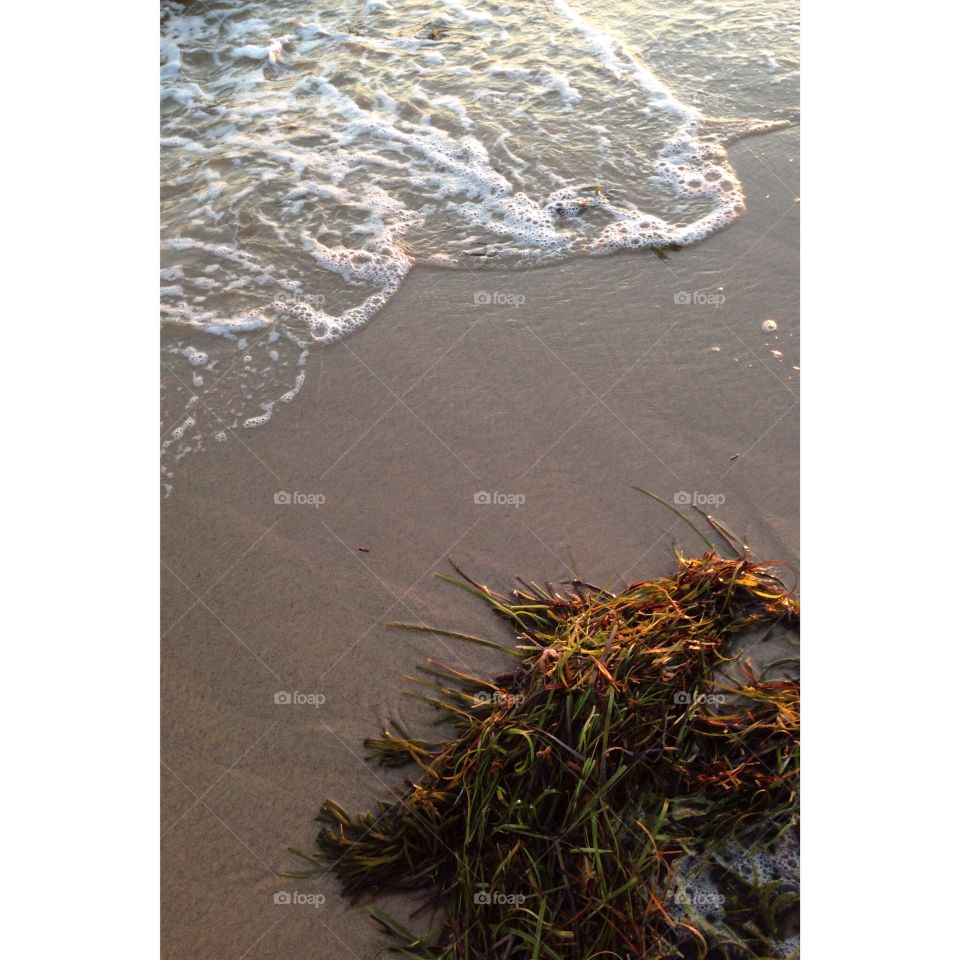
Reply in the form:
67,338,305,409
169,417,195,441
185,347,208,367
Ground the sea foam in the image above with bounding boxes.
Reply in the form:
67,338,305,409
160,0,796,478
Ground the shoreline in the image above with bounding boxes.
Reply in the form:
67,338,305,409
161,129,799,959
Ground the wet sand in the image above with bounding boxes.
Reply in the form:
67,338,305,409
160,130,799,960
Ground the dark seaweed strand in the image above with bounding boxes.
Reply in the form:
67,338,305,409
291,548,799,959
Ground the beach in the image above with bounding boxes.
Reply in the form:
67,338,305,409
161,129,798,959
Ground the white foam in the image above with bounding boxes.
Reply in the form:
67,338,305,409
169,416,195,441
243,403,274,429
230,39,285,63
279,372,306,403
162,0,746,346
161,0,793,465
664,830,799,952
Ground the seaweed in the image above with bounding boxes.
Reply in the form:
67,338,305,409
290,518,799,959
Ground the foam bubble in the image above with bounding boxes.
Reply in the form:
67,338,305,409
243,405,274,429
169,416,195,441
663,829,799,953
279,372,306,403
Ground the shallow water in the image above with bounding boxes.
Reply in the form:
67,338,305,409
160,0,798,488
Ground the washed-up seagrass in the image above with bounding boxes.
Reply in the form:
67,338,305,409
288,526,800,960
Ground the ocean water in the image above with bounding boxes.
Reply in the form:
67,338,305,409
160,0,798,486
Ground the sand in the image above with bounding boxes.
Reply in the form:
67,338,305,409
160,129,799,960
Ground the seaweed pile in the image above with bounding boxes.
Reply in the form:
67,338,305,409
290,526,800,959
